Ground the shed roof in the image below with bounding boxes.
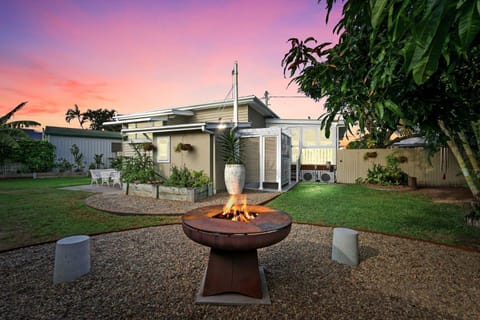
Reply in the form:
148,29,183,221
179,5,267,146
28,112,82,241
44,126,122,140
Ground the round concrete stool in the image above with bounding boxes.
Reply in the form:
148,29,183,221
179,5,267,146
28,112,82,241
332,228,359,266
53,235,91,284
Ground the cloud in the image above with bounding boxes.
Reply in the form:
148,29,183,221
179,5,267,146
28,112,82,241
0,0,342,124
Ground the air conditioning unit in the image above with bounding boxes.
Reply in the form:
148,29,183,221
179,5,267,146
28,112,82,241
301,170,318,181
319,171,335,183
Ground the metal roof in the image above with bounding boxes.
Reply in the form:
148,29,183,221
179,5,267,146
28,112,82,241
109,95,278,123
44,126,121,140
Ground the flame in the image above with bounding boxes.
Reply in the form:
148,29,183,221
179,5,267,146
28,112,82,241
222,194,256,222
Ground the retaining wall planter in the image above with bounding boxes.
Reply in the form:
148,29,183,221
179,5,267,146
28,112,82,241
123,183,213,202
123,183,158,198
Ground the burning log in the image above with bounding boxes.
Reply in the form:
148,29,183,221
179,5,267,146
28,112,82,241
217,194,257,222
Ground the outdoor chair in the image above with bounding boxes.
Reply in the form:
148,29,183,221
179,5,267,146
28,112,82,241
90,170,101,185
100,171,111,186
111,170,122,188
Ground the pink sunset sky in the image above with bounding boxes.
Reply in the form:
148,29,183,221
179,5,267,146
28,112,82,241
0,0,342,129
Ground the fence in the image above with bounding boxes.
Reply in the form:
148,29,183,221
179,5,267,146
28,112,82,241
336,148,466,187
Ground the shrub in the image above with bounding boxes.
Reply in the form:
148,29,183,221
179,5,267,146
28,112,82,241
70,144,85,172
121,145,163,183
14,140,55,172
165,165,211,188
360,154,408,186
55,158,73,173
93,154,104,169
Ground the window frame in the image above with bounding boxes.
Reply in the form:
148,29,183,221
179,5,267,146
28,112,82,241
155,136,170,163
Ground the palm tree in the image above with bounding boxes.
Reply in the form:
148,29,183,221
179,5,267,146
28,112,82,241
65,104,85,128
0,102,41,165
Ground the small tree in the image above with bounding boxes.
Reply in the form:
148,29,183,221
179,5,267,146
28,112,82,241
14,140,55,173
70,144,85,172
121,145,161,183
0,102,40,167
93,154,104,169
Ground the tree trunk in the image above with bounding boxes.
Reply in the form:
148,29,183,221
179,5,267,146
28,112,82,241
458,130,480,175
438,120,479,197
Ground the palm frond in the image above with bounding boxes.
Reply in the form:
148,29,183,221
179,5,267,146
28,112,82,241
0,101,28,125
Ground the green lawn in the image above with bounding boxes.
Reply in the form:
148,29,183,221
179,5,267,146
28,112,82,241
267,182,480,248
0,177,179,251
1,178,479,252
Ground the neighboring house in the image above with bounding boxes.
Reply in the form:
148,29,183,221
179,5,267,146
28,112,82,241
266,119,345,183
104,95,292,192
22,128,43,140
44,126,122,171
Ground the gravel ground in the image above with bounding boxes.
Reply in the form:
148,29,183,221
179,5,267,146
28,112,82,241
1,224,479,319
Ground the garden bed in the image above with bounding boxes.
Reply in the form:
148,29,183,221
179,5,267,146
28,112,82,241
123,183,213,202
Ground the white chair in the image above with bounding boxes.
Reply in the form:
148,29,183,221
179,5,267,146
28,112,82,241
111,170,122,188
90,170,101,185
100,171,111,186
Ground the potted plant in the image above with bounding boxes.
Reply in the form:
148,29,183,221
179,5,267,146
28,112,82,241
142,142,156,152
175,142,193,152
218,128,245,195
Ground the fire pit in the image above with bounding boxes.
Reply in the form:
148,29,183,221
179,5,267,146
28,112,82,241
182,198,291,302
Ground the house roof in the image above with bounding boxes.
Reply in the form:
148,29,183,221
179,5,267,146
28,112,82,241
44,126,122,140
390,137,426,148
105,95,278,125
22,129,43,140
122,122,252,135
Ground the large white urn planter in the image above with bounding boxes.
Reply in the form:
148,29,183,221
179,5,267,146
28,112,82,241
224,164,245,195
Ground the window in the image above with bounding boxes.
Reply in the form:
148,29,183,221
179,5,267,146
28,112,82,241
111,142,122,153
155,136,170,163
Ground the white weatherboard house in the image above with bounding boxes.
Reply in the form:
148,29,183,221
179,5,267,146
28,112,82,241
105,95,345,192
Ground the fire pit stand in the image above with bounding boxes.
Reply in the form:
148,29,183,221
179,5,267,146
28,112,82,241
182,205,292,304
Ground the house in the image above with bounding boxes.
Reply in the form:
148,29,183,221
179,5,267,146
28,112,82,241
104,95,293,192
44,126,122,171
22,128,43,140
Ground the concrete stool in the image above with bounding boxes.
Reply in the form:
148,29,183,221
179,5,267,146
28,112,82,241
53,235,91,284
332,228,359,266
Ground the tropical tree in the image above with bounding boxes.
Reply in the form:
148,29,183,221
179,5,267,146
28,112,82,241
0,102,41,166
282,0,480,196
65,104,85,129
82,108,118,131
65,105,118,131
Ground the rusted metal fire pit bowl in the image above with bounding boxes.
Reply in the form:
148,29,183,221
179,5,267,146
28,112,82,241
182,205,292,300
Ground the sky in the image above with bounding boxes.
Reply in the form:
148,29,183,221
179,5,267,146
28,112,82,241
0,0,342,129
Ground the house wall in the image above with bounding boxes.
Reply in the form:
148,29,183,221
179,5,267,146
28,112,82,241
248,107,266,128
155,132,212,179
336,148,466,187
46,135,121,170
166,105,250,125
